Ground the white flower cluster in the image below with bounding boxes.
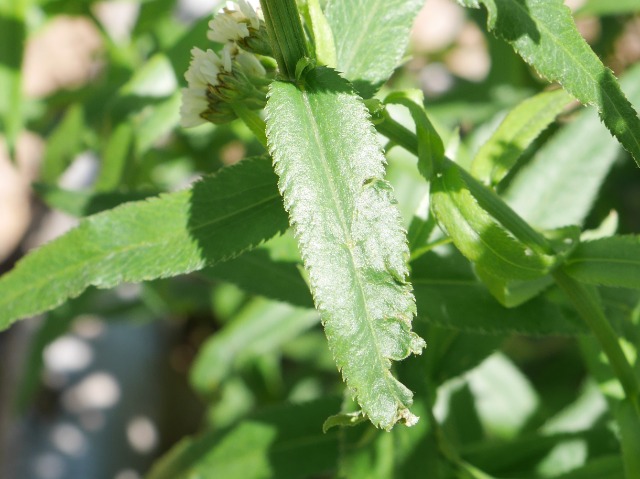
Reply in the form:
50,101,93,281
207,0,262,44
180,0,271,128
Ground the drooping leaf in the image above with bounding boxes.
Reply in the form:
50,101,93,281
324,0,423,98
411,249,586,335
190,299,319,395
265,66,424,430
147,398,341,479
430,159,557,281
471,89,574,186
504,65,640,229
461,0,640,166
0,157,288,331
564,236,640,290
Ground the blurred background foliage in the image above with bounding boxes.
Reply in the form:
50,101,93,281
0,0,639,478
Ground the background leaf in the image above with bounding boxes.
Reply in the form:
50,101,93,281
324,0,423,98
412,249,585,335
467,0,640,166
504,65,640,229
0,157,288,331
471,89,574,186
147,398,341,479
190,299,319,395
564,236,640,290
266,66,424,429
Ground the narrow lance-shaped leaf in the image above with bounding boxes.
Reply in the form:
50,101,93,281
471,89,574,186
430,159,557,281
325,0,423,98
265,67,425,430
0,157,288,331
459,0,640,166
504,65,640,229
564,236,640,290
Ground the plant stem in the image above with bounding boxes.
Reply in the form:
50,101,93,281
231,103,268,148
259,0,309,80
553,268,640,412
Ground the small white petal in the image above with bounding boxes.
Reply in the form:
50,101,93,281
180,88,208,128
237,51,265,77
221,43,235,72
207,10,250,43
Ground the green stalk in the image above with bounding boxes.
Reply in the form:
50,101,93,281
231,103,268,148
553,268,640,412
259,0,309,80
375,112,553,255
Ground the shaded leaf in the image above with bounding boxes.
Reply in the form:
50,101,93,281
33,182,158,217
190,299,319,395
0,157,288,331
564,236,640,290
325,0,423,98
412,249,585,335
147,398,341,479
265,66,424,430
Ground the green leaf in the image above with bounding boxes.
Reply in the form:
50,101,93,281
305,0,336,67
0,157,288,331
466,0,640,166
0,0,26,157
324,0,423,98
577,0,640,17
147,398,341,479
94,121,135,191
564,236,640,290
265,66,424,430
430,160,557,281
504,65,640,229
385,89,445,181
190,299,319,395
412,249,586,335
40,104,86,183
471,89,574,186
202,240,313,308
33,183,158,217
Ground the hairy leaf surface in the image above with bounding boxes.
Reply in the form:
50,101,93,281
471,89,574,185
265,67,424,430
564,236,640,290
0,158,288,331
463,0,640,165
324,0,423,98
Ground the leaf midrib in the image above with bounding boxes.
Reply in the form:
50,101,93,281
300,86,398,401
506,0,640,154
0,194,281,311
